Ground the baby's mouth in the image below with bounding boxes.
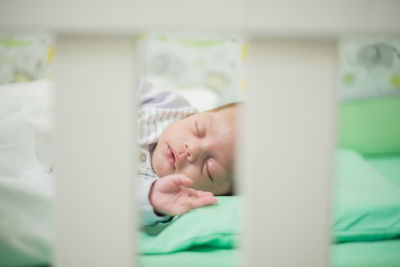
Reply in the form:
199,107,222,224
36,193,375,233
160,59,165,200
167,146,176,169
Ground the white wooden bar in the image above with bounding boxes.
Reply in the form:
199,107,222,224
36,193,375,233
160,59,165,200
0,0,399,35
55,37,136,267
241,39,336,266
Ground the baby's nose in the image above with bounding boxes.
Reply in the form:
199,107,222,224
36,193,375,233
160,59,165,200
184,143,199,163
177,144,189,157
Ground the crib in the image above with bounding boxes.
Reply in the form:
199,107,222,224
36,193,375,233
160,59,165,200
1,1,400,266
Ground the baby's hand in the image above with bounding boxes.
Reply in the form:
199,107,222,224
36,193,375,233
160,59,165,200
149,174,217,216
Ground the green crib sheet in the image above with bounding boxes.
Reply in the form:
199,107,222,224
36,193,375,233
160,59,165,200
365,154,400,188
140,248,240,267
331,239,400,267
333,150,400,242
140,239,400,267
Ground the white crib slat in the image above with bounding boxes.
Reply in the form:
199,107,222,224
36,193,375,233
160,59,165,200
242,39,336,266
0,0,399,35
55,37,136,267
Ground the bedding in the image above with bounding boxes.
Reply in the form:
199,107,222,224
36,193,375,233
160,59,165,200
338,96,400,155
139,239,400,267
0,175,53,266
333,150,400,242
0,80,54,267
0,33,55,85
331,239,400,267
140,248,239,267
365,154,400,188
139,196,240,254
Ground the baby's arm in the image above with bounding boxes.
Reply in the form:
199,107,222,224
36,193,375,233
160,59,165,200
149,174,217,216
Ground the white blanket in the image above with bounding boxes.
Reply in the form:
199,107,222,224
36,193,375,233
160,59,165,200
0,80,54,266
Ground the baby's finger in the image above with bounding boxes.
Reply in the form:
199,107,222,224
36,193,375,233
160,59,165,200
184,188,214,198
171,175,193,187
195,190,214,198
184,188,202,197
190,195,218,209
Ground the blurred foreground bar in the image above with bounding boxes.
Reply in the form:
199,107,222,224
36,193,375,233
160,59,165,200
242,39,336,266
55,37,136,267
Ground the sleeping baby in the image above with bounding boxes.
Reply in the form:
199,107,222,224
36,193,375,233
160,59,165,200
137,78,238,225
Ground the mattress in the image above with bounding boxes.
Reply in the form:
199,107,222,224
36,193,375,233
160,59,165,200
140,248,239,267
365,154,400,188
331,239,400,267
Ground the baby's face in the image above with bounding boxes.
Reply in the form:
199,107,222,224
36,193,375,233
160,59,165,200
152,107,236,195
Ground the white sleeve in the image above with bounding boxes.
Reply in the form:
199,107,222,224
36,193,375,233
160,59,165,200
137,177,172,226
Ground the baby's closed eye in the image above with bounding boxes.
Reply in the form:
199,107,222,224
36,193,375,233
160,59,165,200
204,159,214,182
194,120,205,138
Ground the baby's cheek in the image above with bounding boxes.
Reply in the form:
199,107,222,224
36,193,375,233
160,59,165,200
152,154,165,177
192,178,213,192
